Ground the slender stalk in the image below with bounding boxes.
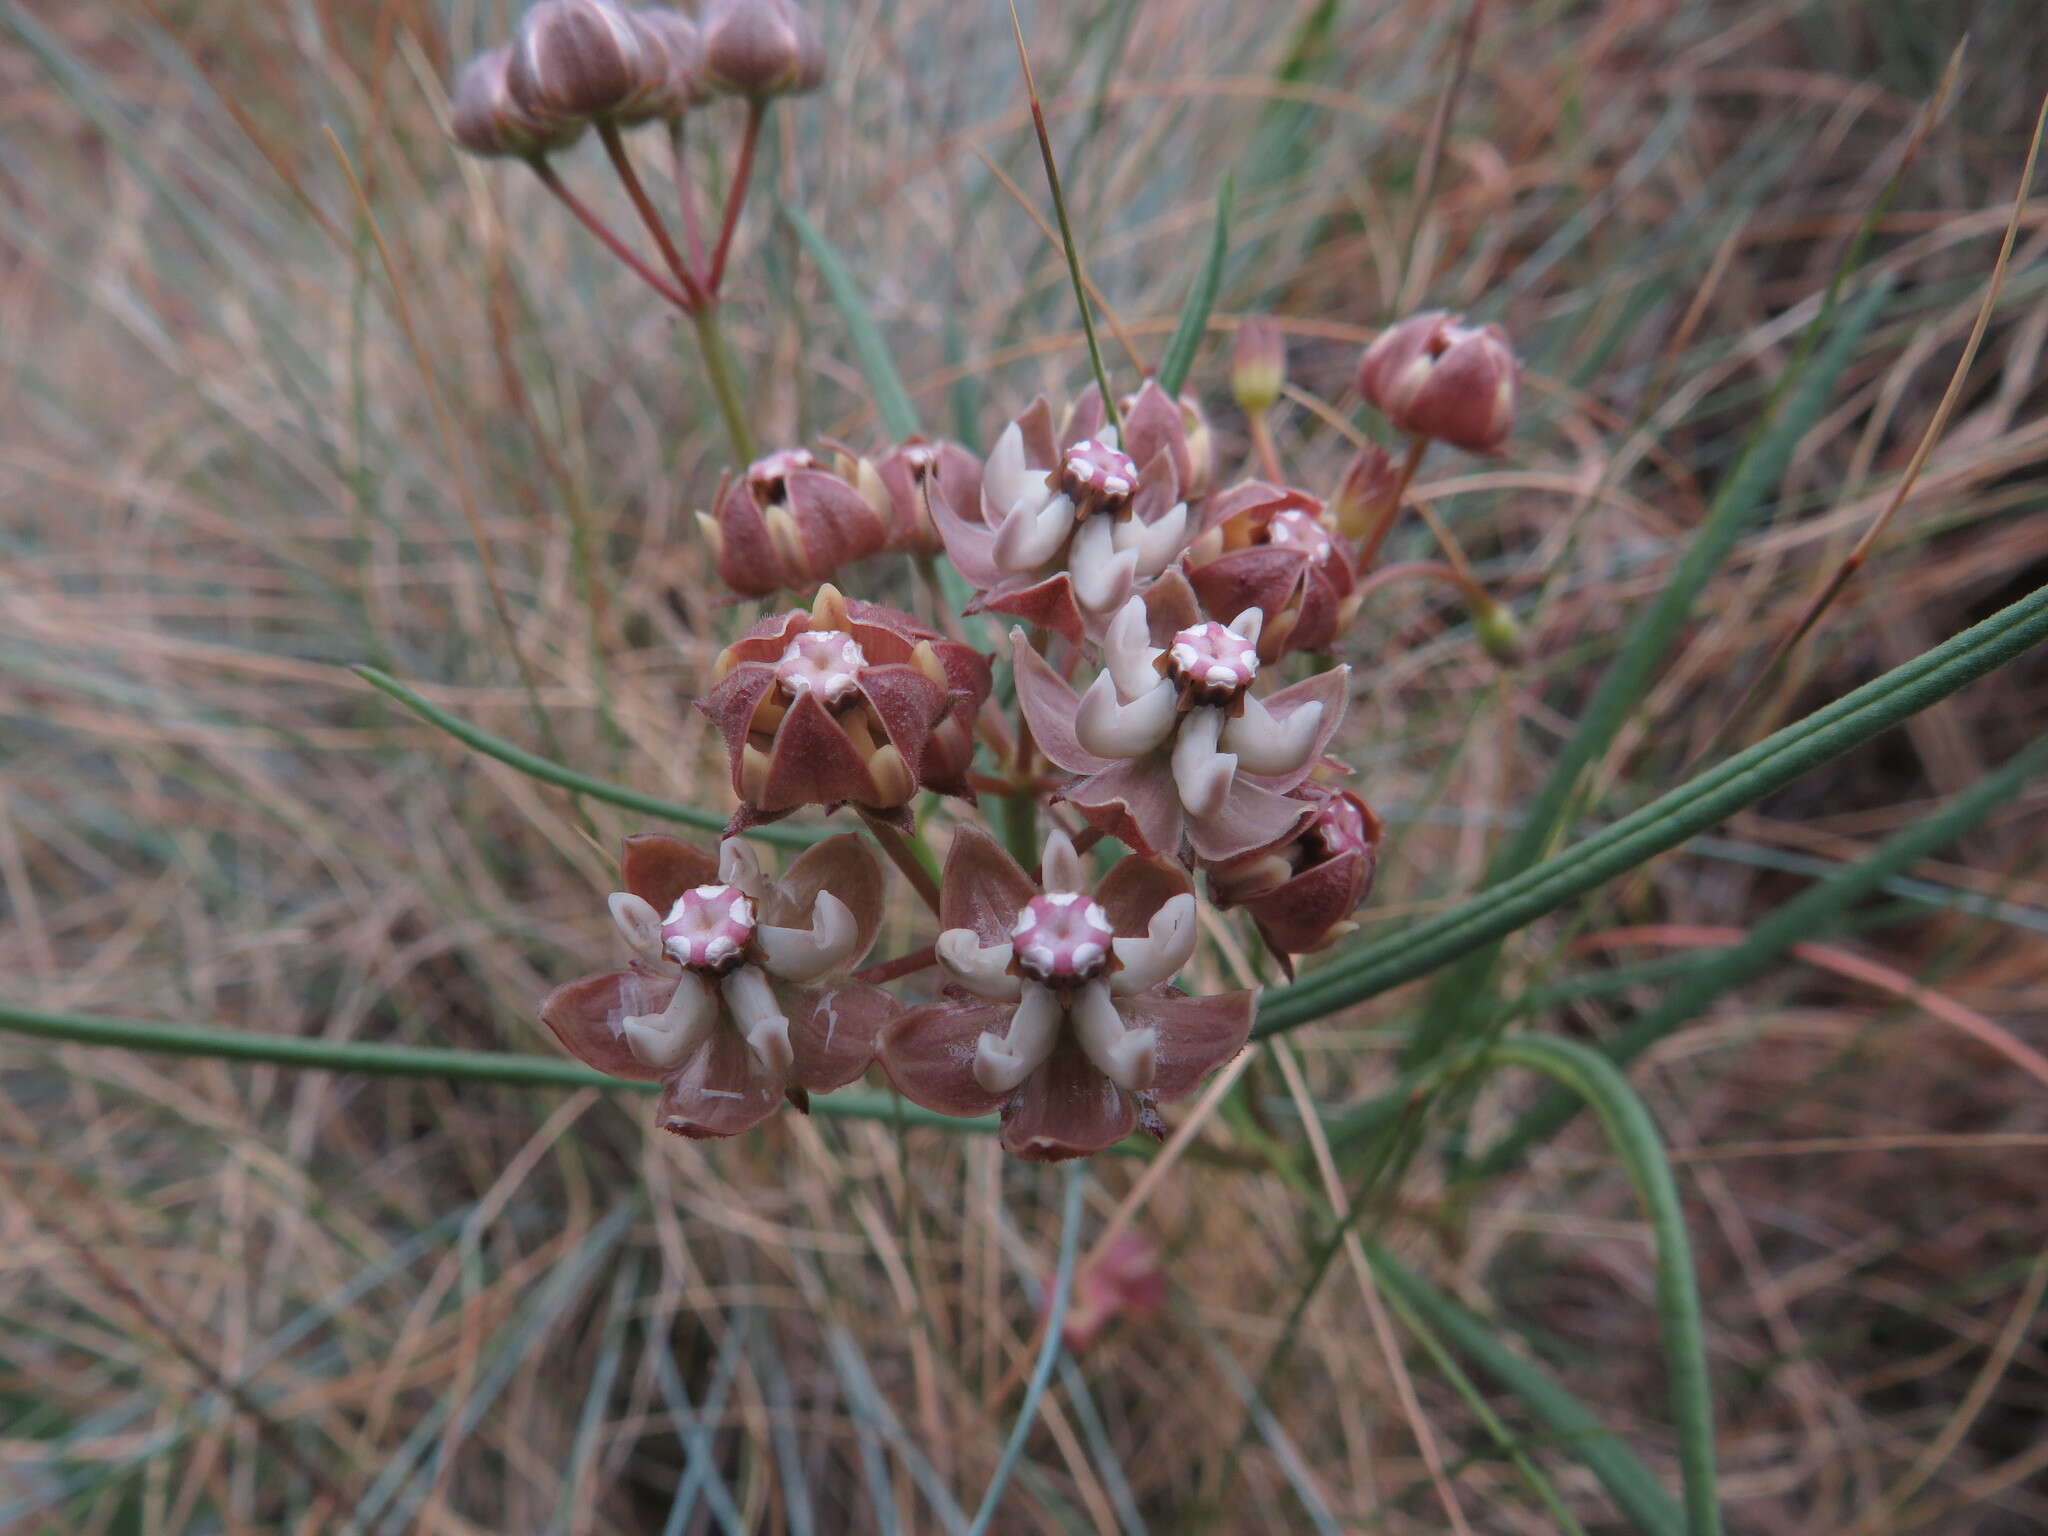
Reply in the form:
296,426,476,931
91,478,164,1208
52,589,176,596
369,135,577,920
965,1166,1087,1535
666,117,709,277
707,98,765,294
857,808,943,913
596,118,707,309
1247,412,1283,483
690,304,760,463
1354,435,1428,570
528,157,696,310
1007,2,1119,434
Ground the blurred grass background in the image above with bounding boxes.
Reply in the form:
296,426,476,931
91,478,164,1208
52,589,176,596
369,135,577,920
3,0,2047,1530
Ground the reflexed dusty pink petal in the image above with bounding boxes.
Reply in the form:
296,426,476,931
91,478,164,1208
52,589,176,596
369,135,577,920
1240,666,1350,793
1120,380,1192,491
539,968,675,1081
1009,632,1117,775
1115,987,1256,1102
1095,855,1192,938
1058,385,1106,452
1017,394,1061,470
1140,567,1204,644
879,999,1013,1116
1126,446,1182,529
655,1024,784,1139
984,572,1088,649
1184,776,1312,864
766,832,885,962
621,834,720,916
761,689,881,811
784,980,894,1091
931,487,1007,588
939,825,1038,946
1001,1037,1136,1161
1065,757,1185,862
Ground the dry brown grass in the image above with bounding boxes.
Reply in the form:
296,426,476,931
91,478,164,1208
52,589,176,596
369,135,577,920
3,0,2046,1531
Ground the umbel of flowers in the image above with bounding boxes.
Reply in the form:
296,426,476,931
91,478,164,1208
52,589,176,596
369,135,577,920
451,1,1522,1158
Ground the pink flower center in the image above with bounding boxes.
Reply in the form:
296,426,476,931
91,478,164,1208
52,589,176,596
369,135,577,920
899,442,939,477
661,883,757,974
746,447,817,502
1055,438,1139,515
1305,793,1374,864
775,629,868,705
1010,892,1115,984
1264,508,1333,561
1166,622,1259,701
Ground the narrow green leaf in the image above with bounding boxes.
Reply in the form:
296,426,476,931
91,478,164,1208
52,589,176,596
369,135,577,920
1475,727,2048,1176
1255,577,2048,1036
1155,176,1233,398
1479,1037,1719,1536
354,665,822,849
781,203,921,440
1367,1243,1686,1536
1402,278,1894,1068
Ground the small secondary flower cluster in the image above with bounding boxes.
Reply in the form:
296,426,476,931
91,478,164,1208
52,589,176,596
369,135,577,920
457,2,1526,1159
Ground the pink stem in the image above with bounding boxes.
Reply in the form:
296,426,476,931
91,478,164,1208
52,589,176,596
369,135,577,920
528,157,696,311
595,118,707,310
707,99,765,294
668,117,709,278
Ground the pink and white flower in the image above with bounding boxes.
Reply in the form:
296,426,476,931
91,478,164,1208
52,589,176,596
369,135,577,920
1011,598,1349,863
879,828,1255,1161
931,384,1197,646
540,833,894,1138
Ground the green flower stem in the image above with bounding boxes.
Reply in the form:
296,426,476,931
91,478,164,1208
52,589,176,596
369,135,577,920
353,665,821,850
691,303,758,463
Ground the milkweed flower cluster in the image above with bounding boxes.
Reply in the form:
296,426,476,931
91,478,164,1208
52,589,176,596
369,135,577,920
450,1,1527,1159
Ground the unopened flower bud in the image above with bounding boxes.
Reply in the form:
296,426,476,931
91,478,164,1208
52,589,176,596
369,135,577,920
1355,311,1517,455
507,0,660,123
700,0,826,98
1328,443,1402,542
699,447,887,598
1231,318,1286,416
619,8,713,122
1207,785,1381,959
1471,593,1524,667
450,47,585,158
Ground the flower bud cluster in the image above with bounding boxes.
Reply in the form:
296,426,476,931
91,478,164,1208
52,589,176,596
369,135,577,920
451,0,823,159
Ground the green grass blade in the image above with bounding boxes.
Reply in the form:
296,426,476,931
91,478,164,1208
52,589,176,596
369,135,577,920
1255,577,2048,1036
1402,278,1894,1068
1480,1037,1718,1535
1154,176,1233,397
354,665,823,849
1475,728,2048,1176
781,203,921,440
966,1165,1087,1535
1367,1244,1687,1536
